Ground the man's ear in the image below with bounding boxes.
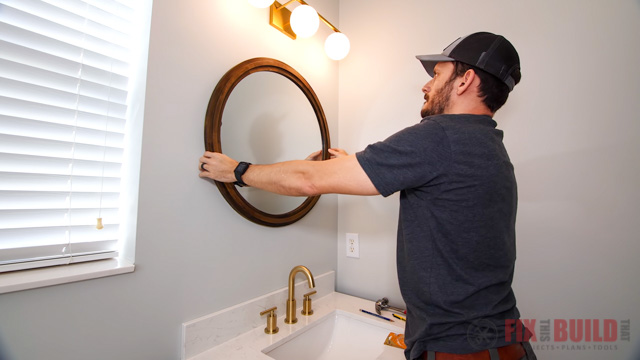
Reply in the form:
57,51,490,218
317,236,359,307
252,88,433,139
456,69,476,95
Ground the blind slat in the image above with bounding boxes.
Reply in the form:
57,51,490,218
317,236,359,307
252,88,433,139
0,39,129,90
43,0,134,33
0,190,120,210
0,22,129,76
0,3,131,64
0,134,124,162
3,0,134,30
0,115,125,147
0,238,119,273
0,172,120,192
0,58,128,104
0,96,126,132
0,153,122,178
0,226,119,247
0,77,127,118
0,250,118,273
0,208,119,229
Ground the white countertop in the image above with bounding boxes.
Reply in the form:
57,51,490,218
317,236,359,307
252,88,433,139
189,292,406,360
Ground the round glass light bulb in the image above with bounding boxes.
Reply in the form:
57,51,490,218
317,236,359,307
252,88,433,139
248,0,275,8
324,32,350,60
290,5,319,38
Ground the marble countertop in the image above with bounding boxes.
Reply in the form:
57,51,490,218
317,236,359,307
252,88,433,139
189,292,406,360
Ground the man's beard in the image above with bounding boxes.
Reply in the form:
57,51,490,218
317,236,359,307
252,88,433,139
420,76,455,118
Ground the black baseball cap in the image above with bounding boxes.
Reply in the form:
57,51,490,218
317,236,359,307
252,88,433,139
416,32,521,91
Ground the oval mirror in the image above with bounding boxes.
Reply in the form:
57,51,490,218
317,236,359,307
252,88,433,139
204,58,330,227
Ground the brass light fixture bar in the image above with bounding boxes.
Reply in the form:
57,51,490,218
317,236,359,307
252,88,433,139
269,0,341,40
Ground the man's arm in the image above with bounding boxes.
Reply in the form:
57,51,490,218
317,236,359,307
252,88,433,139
198,151,379,196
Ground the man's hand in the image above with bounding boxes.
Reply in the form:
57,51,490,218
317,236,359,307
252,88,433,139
199,151,238,183
305,148,349,161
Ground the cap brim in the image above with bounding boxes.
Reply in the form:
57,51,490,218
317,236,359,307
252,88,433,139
416,54,455,77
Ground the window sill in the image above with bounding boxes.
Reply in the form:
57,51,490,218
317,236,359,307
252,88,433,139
0,258,135,294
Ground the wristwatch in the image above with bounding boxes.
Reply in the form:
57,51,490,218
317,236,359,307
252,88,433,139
234,161,251,187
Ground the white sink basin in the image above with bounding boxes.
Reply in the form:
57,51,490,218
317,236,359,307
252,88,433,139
263,310,406,360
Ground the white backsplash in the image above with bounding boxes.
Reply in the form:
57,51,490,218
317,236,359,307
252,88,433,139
181,270,335,360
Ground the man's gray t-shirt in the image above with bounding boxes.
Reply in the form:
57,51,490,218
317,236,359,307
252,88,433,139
356,114,521,359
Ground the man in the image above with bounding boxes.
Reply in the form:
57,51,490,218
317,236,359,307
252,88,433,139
200,32,536,360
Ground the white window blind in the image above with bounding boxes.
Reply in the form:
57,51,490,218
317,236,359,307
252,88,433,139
0,0,142,273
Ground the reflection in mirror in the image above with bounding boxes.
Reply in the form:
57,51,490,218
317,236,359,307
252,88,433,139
221,72,320,213
204,57,330,227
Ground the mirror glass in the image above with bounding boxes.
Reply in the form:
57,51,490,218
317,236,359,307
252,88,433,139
205,58,330,227
221,72,320,213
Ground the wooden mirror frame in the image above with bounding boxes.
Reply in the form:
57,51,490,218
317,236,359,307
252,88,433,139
204,58,330,227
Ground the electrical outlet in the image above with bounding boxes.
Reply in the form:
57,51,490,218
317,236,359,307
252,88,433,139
346,233,360,258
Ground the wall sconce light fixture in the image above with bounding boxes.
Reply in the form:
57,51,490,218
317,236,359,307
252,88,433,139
248,0,350,60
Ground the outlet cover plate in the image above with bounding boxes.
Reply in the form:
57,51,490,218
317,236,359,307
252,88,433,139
346,233,360,258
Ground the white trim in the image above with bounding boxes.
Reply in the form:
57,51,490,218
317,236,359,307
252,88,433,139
0,257,134,294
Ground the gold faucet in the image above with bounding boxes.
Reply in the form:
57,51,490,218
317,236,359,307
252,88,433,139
285,265,316,324
301,290,317,316
259,307,279,334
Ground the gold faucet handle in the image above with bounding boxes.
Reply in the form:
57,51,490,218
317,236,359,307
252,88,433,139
259,307,279,334
301,290,317,316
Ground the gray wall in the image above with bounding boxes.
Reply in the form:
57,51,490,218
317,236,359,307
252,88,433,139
336,1,640,359
0,1,339,359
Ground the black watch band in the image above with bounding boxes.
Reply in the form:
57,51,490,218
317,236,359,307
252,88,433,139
233,161,251,187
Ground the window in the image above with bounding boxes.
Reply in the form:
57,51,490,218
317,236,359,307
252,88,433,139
0,0,151,291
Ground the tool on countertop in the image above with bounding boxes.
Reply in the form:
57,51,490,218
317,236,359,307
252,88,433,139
384,332,407,349
360,309,394,322
375,297,406,315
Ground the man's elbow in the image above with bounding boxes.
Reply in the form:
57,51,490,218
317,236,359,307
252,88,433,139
290,171,324,197
295,179,322,197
